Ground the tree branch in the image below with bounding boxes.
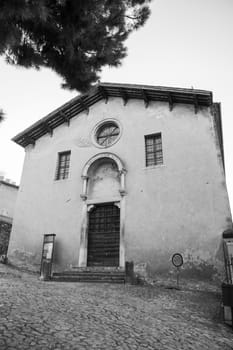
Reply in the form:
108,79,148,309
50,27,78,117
125,15,140,20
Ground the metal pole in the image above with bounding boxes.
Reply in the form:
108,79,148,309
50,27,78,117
177,267,180,289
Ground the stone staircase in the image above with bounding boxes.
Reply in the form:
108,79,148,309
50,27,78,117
51,267,126,283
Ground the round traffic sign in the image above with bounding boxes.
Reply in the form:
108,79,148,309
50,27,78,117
172,253,183,267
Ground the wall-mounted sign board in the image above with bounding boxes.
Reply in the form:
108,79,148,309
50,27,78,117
40,234,56,280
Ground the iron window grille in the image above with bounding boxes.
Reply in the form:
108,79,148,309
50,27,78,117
55,151,71,180
145,133,163,167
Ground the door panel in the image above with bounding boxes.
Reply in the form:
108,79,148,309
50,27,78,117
87,203,120,266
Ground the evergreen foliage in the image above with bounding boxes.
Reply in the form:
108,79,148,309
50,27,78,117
0,0,151,92
0,109,4,122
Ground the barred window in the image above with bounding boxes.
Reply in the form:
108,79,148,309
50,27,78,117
145,133,163,167
55,151,71,180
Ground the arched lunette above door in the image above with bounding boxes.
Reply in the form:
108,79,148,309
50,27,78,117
80,152,127,201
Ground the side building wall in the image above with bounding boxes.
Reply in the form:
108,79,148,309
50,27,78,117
8,98,232,279
0,180,18,257
0,180,18,218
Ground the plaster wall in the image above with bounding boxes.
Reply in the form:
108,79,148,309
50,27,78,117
0,183,18,219
88,159,120,199
8,98,232,277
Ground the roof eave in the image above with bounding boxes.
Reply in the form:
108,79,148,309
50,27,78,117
12,82,213,148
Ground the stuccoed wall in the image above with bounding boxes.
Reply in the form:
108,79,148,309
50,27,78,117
0,183,18,218
8,98,232,278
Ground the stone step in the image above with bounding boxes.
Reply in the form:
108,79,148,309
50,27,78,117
71,266,124,271
53,271,126,277
51,277,125,283
52,273,125,279
51,269,126,283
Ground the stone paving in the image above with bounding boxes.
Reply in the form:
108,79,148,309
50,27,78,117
0,264,232,350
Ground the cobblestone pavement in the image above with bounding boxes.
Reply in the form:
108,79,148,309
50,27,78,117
0,265,232,350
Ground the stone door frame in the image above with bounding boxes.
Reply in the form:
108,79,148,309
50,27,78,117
78,152,127,268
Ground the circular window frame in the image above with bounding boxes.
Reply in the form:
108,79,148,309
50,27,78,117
92,119,122,149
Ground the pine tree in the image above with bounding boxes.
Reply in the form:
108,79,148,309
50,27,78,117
0,109,4,122
0,0,151,92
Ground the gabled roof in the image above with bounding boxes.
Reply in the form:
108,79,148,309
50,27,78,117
12,82,213,148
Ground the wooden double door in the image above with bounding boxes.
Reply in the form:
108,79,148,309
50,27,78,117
87,203,120,267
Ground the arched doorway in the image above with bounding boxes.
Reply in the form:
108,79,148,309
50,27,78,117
78,153,126,268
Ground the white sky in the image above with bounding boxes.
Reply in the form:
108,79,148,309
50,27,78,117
0,0,233,210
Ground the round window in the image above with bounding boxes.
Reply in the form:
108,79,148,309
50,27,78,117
96,122,120,147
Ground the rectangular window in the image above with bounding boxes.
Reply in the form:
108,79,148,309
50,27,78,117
145,133,163,167
55,151,71,180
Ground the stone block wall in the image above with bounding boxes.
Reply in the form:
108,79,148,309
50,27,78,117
0,221,12,256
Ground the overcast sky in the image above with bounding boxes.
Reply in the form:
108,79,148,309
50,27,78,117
0,0,233,209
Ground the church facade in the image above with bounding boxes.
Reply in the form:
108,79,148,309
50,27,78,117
8,83,232,279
